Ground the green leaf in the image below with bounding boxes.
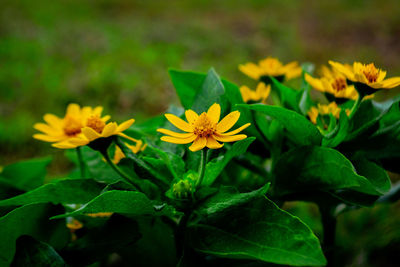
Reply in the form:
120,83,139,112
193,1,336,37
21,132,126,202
169,69,207,110
203,138,255,187
0,179,105,207
322,110,350,148
239,104,322,146
273,146,383,198
189,196,326,266
270,76,302,112
12,236,65,267
0,204,69,267
191,68,227,114
146,145,185,181
0,157,51,191
51,190,180,219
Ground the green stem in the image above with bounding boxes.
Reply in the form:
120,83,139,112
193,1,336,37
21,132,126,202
349,94,361,119
101,149,140,189
319,205,337,267
76,147,85,178
195,149,208,189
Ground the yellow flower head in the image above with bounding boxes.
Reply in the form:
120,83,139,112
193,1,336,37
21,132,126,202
305,65,359,100
239,57,302,81
307,102,350,124
33,103,110,144
240,83,271,103
112,141,147,164
52,116,135,149
157,103,250,152
329,61,400,89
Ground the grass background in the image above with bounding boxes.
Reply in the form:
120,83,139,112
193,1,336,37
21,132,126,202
0,1,399,266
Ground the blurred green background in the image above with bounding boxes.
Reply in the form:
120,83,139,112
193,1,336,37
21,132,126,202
2,0,400,165
0,1,399,266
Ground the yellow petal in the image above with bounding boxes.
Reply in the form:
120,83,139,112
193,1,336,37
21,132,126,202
305,74,325,92
329,61,354,81
67,137,89,146
206,137,224,149
116,119,135,132
102,122,118,137
376,70,387,82
219,123,251,136
101,115,111,122
371,77,400,89
161,134,196,144
33,123,60,135
216,111,240,133
185,110,199,125
239,63,261,80
157,128,195,138
189,137,207,152
52,141,78,149
82,127,101,141
33,134,64,142
118,133,140,143
207,103,221,124
93,106,104,116
240,86,251,103
213,134,247,142
66,103,81,116
165,114,193,132
43,114,62,127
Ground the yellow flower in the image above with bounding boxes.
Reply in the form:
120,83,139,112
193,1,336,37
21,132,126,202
305,65,358,100
52,115,135,149
33,103,110,144
66,218,83,230
329,61,400,89
240,83,271,103
112,141,147,164
239,57,302,81
157,103,250,152
307,102,350,124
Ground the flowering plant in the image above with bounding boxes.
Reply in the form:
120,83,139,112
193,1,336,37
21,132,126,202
0,58,399,266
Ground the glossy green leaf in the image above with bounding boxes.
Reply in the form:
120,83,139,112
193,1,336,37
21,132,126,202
189,195,326,266
239,104,322,146
51,190,180,219
322,110,350,148
11,236,65,267
273,146,383,198
0,157,51,191
0,204,69,267
0,179,105,207
270,76,302,112
203,138,255,187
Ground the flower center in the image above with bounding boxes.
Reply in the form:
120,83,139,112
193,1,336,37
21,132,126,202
331,77,347,92
86,115,105,133
363,63,379,83
63,115,83,136
193,113,216,138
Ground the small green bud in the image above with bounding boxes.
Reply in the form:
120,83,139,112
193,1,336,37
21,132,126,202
173,180,193,199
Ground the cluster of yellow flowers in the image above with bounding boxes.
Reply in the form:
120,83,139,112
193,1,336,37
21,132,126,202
238,57,400,125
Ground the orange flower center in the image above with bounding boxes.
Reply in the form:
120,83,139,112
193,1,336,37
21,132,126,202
63,116,83,136
193,113,216,138
331,77,347,92
363,63,379,83
86,115,105,133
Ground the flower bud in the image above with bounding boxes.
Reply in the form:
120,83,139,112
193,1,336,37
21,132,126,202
173,180,193,199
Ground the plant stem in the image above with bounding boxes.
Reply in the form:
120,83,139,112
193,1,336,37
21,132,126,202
176,212,190,262
320,205,337,267
250,110,270,148
101,149,139,189
349,94,362,119
195,149,208,189
76,147,85,178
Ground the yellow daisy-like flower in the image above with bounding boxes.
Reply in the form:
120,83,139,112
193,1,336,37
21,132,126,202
307,102,350,124
239,57,302,81
112,141,147,164
157,103,250,152
329,61,400,89
240,83,271,103
33,103,110,144
52,116,135,149
305,65,359,100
